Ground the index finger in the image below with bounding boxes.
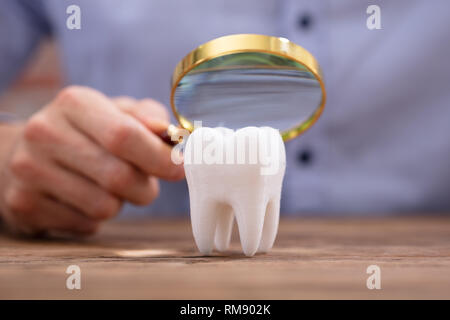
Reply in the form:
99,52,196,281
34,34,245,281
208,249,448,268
114,97,170,134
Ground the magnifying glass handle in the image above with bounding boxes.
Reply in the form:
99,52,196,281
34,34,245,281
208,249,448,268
159,128,176,146
158,124,184,146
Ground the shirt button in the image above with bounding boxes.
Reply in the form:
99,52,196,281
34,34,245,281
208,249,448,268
297,13,313,30
297,148,313,166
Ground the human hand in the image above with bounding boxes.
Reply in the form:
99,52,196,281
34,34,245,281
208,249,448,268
0,86,184,236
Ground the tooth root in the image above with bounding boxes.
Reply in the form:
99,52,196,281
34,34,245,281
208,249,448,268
234,202,266,257
258,198,280,253
190,200,217,256
214,204,234,252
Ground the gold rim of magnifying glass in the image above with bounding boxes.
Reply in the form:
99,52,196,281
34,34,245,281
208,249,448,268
170,34,326,142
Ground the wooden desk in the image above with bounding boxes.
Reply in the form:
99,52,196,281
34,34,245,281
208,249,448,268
1,217,450,299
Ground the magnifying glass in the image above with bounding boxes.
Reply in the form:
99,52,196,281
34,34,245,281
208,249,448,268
166,34,326,143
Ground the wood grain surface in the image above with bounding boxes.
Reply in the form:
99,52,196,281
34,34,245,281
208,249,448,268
1,217,450,299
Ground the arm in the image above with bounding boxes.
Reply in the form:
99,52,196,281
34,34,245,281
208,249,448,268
0,123,22,156
0,0,49,232
0,123,23,230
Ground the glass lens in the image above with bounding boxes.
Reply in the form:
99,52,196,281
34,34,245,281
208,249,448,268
173,52,322,132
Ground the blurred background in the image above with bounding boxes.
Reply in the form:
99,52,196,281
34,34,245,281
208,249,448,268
0,40,61,119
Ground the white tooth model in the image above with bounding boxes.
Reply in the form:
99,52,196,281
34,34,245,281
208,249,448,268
184,127,286,256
